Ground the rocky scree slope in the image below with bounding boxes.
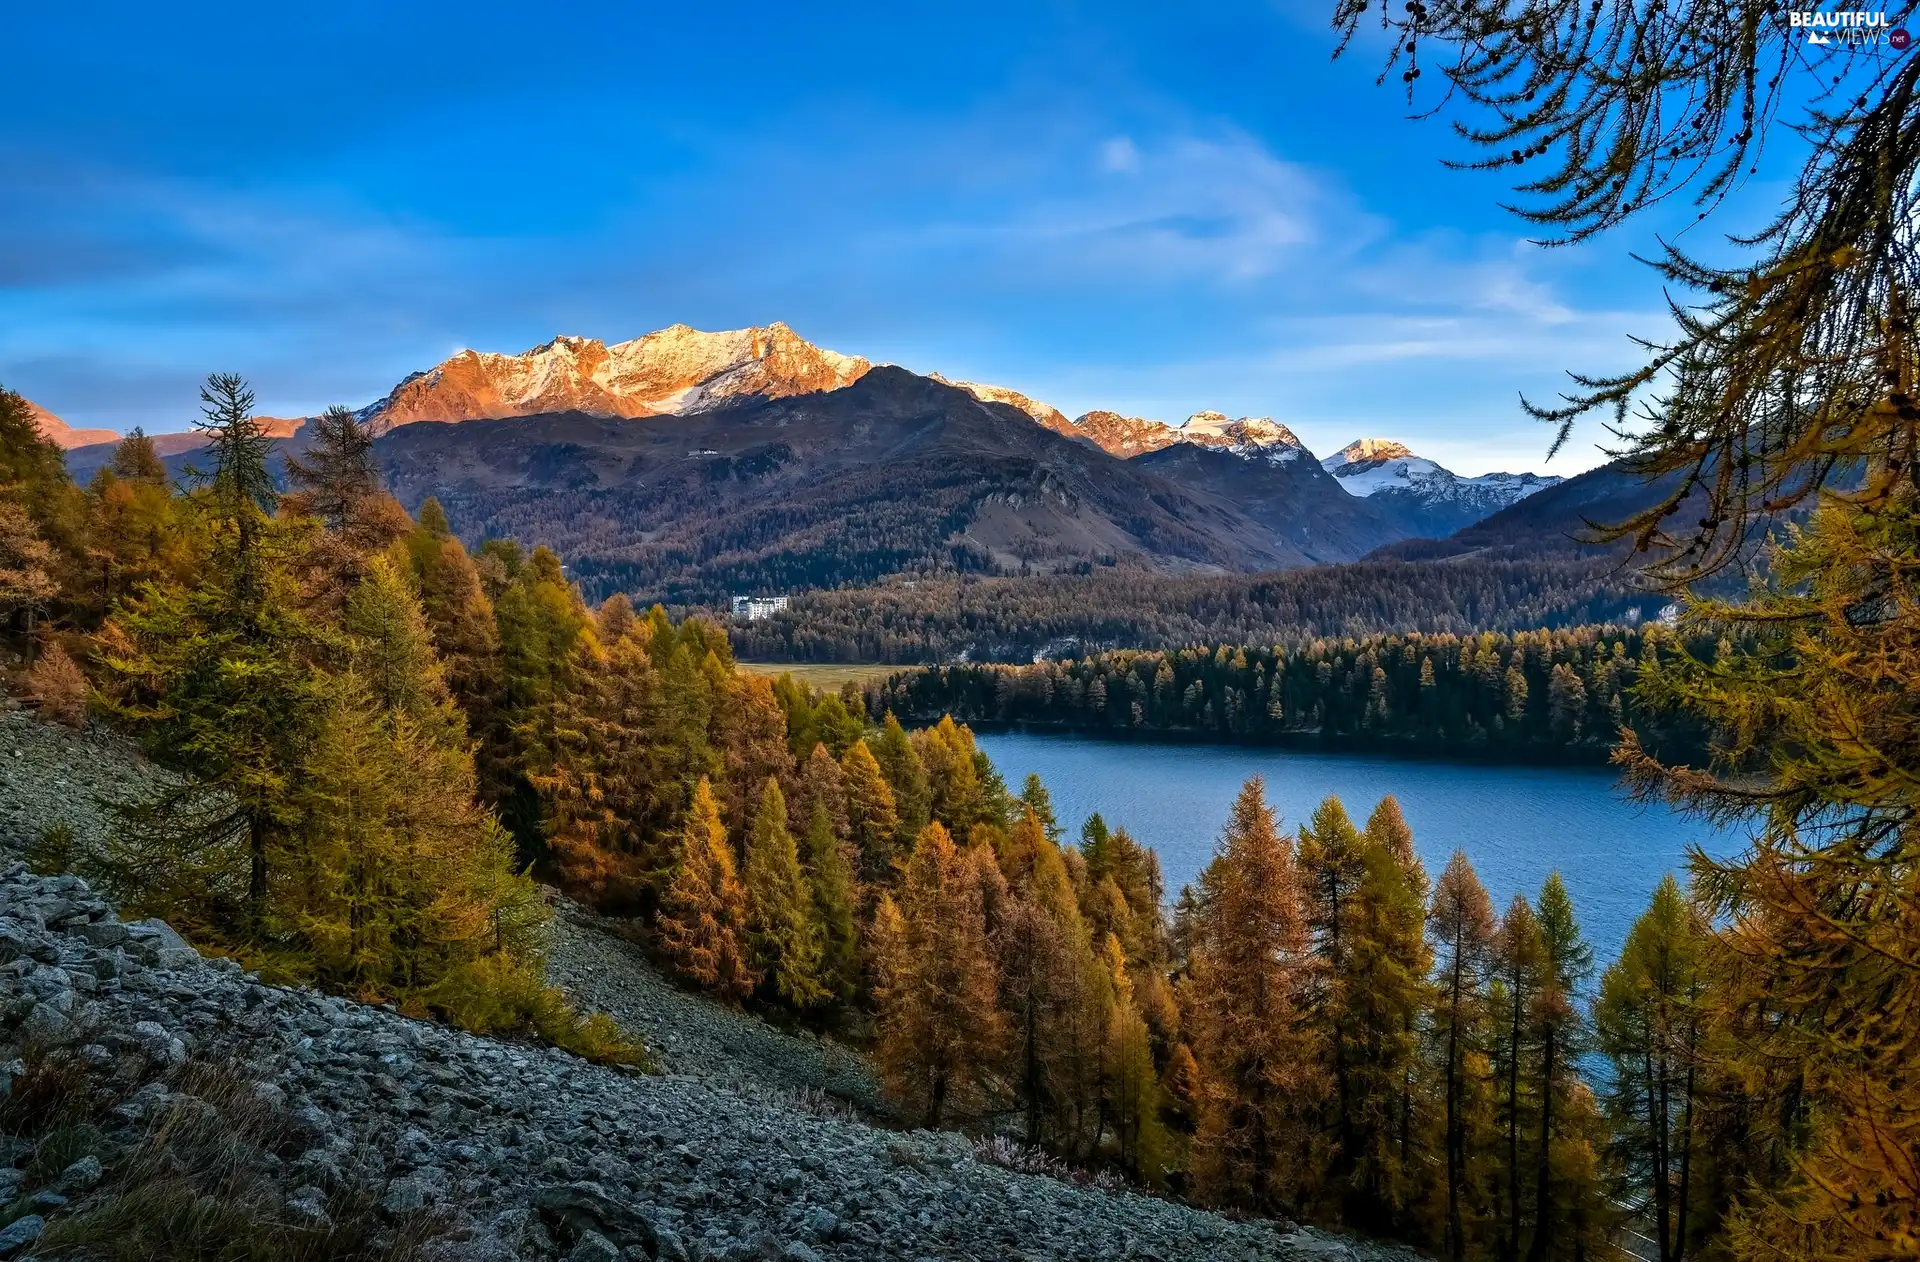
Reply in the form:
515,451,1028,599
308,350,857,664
0,707,879,1117
0,710,1396,1261
544,902,885,1117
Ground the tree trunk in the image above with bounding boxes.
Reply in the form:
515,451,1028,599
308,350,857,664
1446,948,1466,1262
1024,990,1042,1145
248,813,269,935
1528,1027,1555,1262
1675,1028,1697,1262
1504,985,1524,1262
1331,887,1351,1171
1653,1041,1671,1262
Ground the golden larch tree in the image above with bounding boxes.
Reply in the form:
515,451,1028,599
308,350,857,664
1186,776,1318,1213
874,821,1005,1127
657,778,755,1002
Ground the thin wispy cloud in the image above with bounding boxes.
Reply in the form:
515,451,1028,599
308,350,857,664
1097,136,1141,174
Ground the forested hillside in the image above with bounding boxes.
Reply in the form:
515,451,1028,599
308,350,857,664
728,557,1667,664
0,383,636,1065
872,625,1711,762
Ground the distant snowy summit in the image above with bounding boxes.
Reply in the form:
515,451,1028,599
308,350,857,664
1175,412,1308,464
363,323,872,426
937,382,1308,466
1320,437,1562,537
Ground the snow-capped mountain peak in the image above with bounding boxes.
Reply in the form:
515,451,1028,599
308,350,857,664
362,322,871,426
1329,437,1416,466
1322,438,1445,495
1320,436,1563,535
1175,412,1307,463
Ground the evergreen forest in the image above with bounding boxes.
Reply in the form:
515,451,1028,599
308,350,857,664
723,560,1666,665
873,628,1714,763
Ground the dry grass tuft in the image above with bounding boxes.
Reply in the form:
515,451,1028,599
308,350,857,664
0,1047,453,1261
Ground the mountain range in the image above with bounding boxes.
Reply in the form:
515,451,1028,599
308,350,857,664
40,321,1594,601
375,367,1330,602
1320,438,1563,539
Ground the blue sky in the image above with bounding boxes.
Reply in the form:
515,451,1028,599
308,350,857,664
0,1,1802,473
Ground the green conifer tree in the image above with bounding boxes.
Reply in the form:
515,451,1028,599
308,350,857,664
1299,794,1369,1191
915,716,984,833
1020,773,1063,844
1528,873,1595,1262
1491,896,1546,1262
1340,818,1432,1233
801,801,860,1004
994,808,1104,1150
95,375,324,940
872,713,931,846
840,738,900,886
1596,875,1709,1262
743,778,827,1009
1428,851,1499,1262
1103,931,1167,1186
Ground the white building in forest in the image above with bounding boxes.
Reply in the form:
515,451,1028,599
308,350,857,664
731,595,790,621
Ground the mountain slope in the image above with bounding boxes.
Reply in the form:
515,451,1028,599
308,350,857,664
65,320,868,476
1366,457,1688,562
1137,438,1406,564
25,399,117,449
935,376,1073,433
1042,408,1319,463
374,367,1328,603
1064,410,1181,458
1322,438,1562,539
63,417,307,481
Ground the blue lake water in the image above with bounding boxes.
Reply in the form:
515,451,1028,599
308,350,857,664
975,731,1746,969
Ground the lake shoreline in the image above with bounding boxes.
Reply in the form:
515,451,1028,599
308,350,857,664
942,718,1622,770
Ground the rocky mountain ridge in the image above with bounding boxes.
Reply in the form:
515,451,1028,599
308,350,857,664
22,400,116,451
365,324,872,426
928,375,1072,433
371,367,1331,602
939,384,1312,467
43,325,1549,506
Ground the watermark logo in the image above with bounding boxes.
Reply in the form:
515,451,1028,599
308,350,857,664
1787,9,1909,46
